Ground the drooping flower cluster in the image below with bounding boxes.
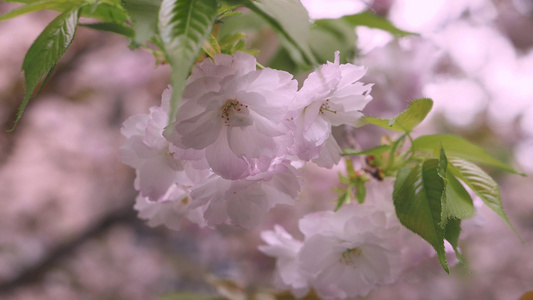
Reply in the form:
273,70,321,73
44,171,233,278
259,179,402,299
259,177,463,298
120,51,373,230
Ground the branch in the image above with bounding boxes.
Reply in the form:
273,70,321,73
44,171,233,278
0,190,138,294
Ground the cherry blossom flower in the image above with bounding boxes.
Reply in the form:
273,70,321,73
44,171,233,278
189,161,300,229
168,52,298,180
298,204,401,299
260,178,405,299
292,51,373,167
258,225,309,298
120,88,209,203
134,185,206,230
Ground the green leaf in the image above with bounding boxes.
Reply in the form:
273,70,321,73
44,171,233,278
342,144,391,156
448,157,522,241
0,0,82,21
0,0,128,24
216,1,241,20
123,0,162,46
80,22,134,37
439,146,474,229
9,8,80,131
393,160,449,272
335,190,351,211
355,180,366,204
242,0,317,68
159,0,219,127
341,10,417,37
81,1,128,23
365,98,433,133
412,134,524,175
203,34,221,58
444,218,466,265
311,18,357,64
443,170,475,221
218,32,247,54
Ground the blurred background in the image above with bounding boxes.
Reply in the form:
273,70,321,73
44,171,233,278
0,0,532,299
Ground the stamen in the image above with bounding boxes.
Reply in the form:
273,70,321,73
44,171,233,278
320,99,337,114
339,247,362,266
220,99,250,126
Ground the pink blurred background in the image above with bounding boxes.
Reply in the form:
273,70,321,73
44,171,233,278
0,1,532,299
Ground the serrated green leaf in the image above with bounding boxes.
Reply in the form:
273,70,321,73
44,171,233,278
9,8,80,131
443,170,475,221
365,98,433,133
0,0,82,21
437,145,447,178
80,22,134,37
159,0,219,127
123,0,162,46
438,145,449,227
393,161,449,273
448,157,522,241
342,144,391,156
242,0,317,68
439,146,474,228
341,10,417,37
444,218,466,265
412,134,524,175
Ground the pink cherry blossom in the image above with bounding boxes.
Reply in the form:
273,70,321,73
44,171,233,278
259,178,407,299
120,88,209,202
292,51,373,167
258,225,309,298
168,52,298,180
298,204,401,299
189,162,300,229
134,185,206,230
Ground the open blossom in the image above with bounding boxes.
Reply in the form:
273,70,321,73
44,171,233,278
258,225,309,298
298,205,401,299
292,51,373,167
260,178,404,299
169,51,298,180
260,173,469,299
134,185,206,230
260,204,401,299
120,88,186,202
189,161,300,229
120,88,209,202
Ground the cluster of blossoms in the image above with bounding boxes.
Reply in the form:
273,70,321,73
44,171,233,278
259,179,458,299
120,51,466,298
120,51,372,230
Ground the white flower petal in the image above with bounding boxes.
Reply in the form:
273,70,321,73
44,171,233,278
226,182,269,229
177,110,222,149
206,131,251,180
312,134,342,168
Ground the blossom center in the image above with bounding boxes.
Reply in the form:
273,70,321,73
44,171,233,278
320,99,337,114
220,99,252,127
339,247,362,267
